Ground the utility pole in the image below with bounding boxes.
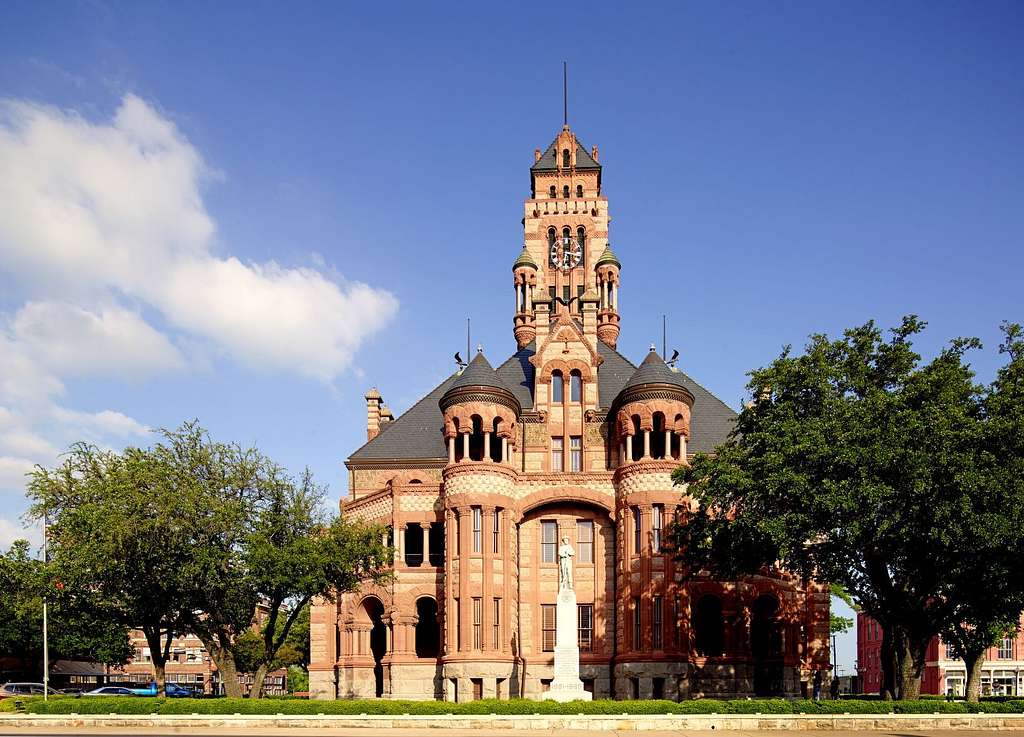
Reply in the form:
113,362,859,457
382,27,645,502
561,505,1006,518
42,513,49,701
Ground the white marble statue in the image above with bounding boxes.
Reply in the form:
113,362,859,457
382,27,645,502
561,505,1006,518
558,536,574,590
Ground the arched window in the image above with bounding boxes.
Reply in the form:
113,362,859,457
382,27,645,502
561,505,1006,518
551,371,564,403
490,417,503,462
453,418,464,462
415,597,440,658
652,412,666,459
469,415,484,461
549,185,556,198
562,226,571,247
694,595,725,657
569,370,582,402
562,185,569,198
631,416,642,462
576,226,586,263
562,149,570,168
576,184,583,198
547,227,556,248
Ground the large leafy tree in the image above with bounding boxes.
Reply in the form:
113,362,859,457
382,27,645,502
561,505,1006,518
27,446,192,694
157,424,390,698
671,317,1024,699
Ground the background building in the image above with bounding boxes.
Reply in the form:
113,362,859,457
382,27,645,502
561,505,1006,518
857,612,1024,696
309,123,831,701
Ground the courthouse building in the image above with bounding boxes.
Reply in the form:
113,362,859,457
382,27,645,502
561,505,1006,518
309,123,831,701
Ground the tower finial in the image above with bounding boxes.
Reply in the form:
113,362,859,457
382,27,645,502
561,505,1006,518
563,61,568,127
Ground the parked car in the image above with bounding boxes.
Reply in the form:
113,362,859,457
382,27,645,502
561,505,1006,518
83,686,136,696
0,682,47,699
164,683,195,698
58,686,89,695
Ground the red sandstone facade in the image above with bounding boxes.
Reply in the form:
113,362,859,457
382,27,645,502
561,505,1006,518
308,124,830,701
857,613,1024,696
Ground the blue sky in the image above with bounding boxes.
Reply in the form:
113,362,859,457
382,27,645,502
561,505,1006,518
1,1,1022,675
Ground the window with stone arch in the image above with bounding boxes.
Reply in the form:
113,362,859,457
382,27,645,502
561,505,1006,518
562,184,570,198
551,370,564,403
549,185,556,198
414,597,440,658
547,227,557,249
562,148,570,168
576,184,583,198
569,369,582,403
576,226,586,259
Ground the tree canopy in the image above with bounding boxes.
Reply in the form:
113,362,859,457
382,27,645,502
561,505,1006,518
671,317,1024,700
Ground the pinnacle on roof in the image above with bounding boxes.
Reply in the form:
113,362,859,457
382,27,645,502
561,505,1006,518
513,246,538,270
595,244,621,268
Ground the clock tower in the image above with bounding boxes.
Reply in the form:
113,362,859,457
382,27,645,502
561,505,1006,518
513,124,621,349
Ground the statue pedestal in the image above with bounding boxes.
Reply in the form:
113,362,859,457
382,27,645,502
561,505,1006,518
542,587,592,702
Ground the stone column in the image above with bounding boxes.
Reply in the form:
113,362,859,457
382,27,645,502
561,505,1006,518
625,434,633,462
501,436,508,463
448,436,455,464
526,283,533,311
665,429,672,460
483,431,491,462
421,522,431,567
643,430,651,459
481,505,495,650
462,431,469,461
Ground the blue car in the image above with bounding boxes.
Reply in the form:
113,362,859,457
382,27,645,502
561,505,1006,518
128,682,195,697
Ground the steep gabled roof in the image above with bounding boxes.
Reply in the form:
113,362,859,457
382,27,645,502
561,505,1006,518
347,342,737,463
531,139,601,172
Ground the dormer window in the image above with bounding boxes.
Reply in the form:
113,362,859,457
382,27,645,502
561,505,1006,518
551,370,564,403
562,149,570,168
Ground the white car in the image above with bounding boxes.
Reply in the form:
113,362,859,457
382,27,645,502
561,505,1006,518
83,686,137,696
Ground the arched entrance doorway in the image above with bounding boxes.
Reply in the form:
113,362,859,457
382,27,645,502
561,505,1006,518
360,597,387,697
751,594,784,696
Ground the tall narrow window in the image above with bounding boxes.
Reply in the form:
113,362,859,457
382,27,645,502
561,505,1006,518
576,226,586,261
549,185,556,198
569,370,582,402
541,520,558,563
551,371,564,403
562,148,570,167
652,504,664,552
578,604,593,652
493,598,501,649
998,637,1013,659
472,597,482,650
562,184,570,198
633,596,642,649
569,435,582,472
653,596,663,649
632,506,642,554
576,184,583,198
542,604,557,651
547,227,557,247
492,508,501,554
472,506,482,553
577,519,594,564
551,437,564,472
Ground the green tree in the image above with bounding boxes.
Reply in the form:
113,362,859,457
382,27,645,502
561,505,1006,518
156,424,390,698
671,317,1024,700
28,445,194,695
0,540,132,672
829,584,855,636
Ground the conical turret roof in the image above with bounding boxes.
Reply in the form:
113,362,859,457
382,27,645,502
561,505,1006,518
595,244,621,268
616,347,694,405
513,246,538,270
440,349,521,413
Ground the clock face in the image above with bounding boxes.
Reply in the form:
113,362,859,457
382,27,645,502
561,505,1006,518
550,238,583,271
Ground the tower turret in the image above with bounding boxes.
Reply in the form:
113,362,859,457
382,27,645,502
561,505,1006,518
513,246,538,348
595,244,621,348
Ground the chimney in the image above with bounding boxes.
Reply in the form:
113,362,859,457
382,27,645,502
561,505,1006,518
379,405,394,426
534,148,542,163
365,388,383,440
591,145,599,162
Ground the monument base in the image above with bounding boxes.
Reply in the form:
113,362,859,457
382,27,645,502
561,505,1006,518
541,586,592,702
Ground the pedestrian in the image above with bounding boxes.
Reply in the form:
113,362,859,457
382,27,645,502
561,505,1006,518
813,669,823,701
830,673,840,700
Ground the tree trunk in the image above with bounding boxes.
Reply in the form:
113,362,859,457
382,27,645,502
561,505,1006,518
194,631,243,698
964,649,985,703
879,626,897,700
896,633,927,700
250,663,269,699
142,628,168,697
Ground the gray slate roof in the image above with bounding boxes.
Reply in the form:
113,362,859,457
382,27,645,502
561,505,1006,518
531,140,601,172
348,341,737,462
620,348,695,395
447,351,511,394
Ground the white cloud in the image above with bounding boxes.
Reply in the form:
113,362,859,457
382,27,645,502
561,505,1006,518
10,301,186,379
0,515,40,551
0,94,398,379
0,456,35,493
50,407,149,441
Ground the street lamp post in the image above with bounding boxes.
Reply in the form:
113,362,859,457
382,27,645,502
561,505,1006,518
42,513,49,701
